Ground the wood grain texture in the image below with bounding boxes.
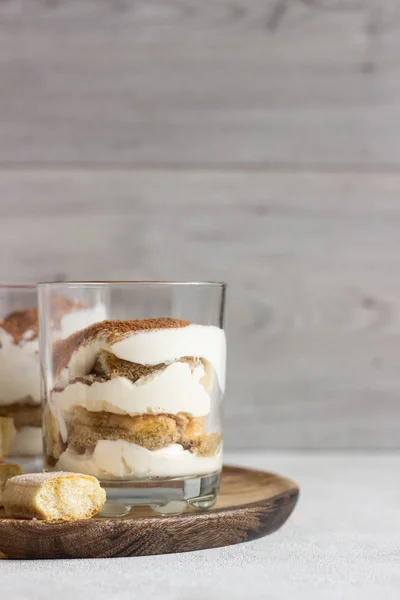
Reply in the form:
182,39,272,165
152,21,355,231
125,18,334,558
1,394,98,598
0,465,299,559
1,169,400,449
0,0,399,449
0,0,399,166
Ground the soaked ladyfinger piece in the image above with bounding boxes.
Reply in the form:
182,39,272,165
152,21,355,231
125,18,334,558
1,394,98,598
0,417,16,461
3,471,106,520
0,463,23,506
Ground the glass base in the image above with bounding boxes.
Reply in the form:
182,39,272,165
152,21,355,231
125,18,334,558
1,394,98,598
99,471,221,517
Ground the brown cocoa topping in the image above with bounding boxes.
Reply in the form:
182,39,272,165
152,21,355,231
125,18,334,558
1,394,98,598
53,318,191,379
0,309,38,344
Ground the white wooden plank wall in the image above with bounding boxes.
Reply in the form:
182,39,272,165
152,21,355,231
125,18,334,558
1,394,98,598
0,0,399,448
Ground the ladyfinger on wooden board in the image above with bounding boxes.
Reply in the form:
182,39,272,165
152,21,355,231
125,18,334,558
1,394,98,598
3,471,106,520
0,417,16,461
0,463,23,506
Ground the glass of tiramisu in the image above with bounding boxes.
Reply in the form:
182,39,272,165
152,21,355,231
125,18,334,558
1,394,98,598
0,284,108,459
0,285,41,457
38,281,226,514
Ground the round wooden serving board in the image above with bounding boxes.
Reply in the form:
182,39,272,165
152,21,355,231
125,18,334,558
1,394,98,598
0,465,299,559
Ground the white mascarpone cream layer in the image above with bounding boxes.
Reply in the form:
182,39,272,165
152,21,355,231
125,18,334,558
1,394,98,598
54,362,211,442
9,426,42,457
113,324,226,392
56,441,222,479
0,329,40,405
61,324,226,393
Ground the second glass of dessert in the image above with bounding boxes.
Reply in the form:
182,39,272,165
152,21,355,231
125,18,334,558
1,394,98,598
38,281,226,514
0,284,107,459
0,285,40,457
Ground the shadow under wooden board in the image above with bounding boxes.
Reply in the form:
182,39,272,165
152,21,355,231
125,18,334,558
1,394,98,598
0,466,299,559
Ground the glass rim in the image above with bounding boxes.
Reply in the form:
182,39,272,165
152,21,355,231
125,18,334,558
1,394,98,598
37,280,226,288
0,283,36,289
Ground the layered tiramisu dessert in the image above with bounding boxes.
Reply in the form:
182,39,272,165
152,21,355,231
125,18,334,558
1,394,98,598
46,318,226,480
0,297,106,457
0,308,42,456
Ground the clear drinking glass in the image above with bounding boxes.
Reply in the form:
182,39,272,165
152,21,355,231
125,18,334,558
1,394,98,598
38,281,226,515
0,284,41,457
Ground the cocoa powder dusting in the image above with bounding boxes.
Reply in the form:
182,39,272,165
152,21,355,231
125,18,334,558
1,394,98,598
0,309,39,343
0,295,86,345
52,318,191,379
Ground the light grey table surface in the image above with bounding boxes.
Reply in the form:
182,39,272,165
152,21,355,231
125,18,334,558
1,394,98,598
2,452,399,600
